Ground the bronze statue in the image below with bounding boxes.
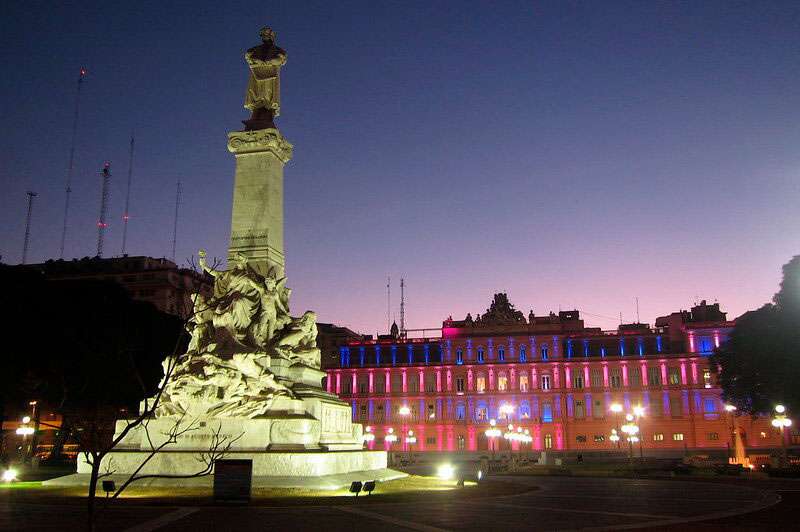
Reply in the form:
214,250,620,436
243,27,287,130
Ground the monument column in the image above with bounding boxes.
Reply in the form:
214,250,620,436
227,26,292,277
227,129,292,276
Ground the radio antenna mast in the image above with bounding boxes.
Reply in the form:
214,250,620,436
22,191,37,264
96,162,111,257
59,67,87,259
171,180,182,262
121,134,135,255
386,276,391,333
400,278,405,338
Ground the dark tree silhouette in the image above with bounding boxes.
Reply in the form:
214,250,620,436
712,256,800,414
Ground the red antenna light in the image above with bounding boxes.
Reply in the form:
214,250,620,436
80,68,87,77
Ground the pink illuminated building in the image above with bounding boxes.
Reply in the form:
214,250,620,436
325,294,794,457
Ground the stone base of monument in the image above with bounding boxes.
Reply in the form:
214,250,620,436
48,390,400,489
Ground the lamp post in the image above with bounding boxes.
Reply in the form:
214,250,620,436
724,404,737,463
485,419,501,459
772,404,792,468
633,405,645,459
620,413,640,465
499,403,515,454
398,405,411,453
610,403,623,449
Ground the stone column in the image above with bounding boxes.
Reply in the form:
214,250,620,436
227,128,293,276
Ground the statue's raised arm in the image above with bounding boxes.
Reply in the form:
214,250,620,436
198,249,220,278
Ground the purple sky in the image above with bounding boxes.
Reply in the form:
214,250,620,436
1,1,798,335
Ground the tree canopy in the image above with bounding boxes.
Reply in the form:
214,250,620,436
712,255,800,414
0,264,185,419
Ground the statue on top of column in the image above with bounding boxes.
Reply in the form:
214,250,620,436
243,27,287,130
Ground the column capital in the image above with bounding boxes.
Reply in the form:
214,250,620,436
228,128,293,162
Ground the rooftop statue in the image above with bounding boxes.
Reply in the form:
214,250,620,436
480,292,527,325
243,27,287,130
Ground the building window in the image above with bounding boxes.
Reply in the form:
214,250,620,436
575,435,587,443
426,437,436,445
541,375,551,391
497,372,508,391
699,337,713,354
498,346,505,361
477,347,485,363
574,400,585,419
610,368,622,388
673,433,684,441
629,367,641,387
593,399,604,418
760,431,767,439
519,345,527,362
424,373,435,392
341,379,352,395
648,366,661,386
376,405,384,421
376,375,385,394
708,432,719,441
541,345,549,360
573,374,584,389
670,396,682,417
653,433,664,441
359,381,368,395
360,405,367,420
703,369,712,388
476,406,488,421
519,374,529,392
519,401,531,419
593,435,605,443
456,377,465,392
409,377,419,393
668,367,680,385
542,402,553,423
476,375,486,393
456,348,463,365
544,433,553,449
590,368,602,388
457,435,466,450
703,398,717,413
455,403,465,420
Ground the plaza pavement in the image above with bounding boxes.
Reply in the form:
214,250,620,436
0,476,787,531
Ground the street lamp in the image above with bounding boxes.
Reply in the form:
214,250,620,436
385,427,398,445
485,419,502,458
633,405,645,458
398,405,411,452
724,404,737,463
405,429,417,446
772,404,792,468
610,403,623,449
363,426,375,445
621,413,640,464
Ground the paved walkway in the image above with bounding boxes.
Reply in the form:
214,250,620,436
0,476,781,531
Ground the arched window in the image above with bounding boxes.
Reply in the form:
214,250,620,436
544,433,553,449
498,346,505,362
542,402,553,423
519,374,529,392
497,371,508,391
455,402,466,420
477,347,485,363
476,373,487,393
519,400,531,419
456,348,464,365
541,345,549,361
519,345,527,362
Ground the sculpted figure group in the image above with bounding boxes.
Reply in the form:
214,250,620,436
156,250,321,419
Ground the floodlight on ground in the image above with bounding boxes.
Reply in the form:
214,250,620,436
2,469,17,483
437,463,455,480
363,480,376,495
477,469,483,481
349,481,363,496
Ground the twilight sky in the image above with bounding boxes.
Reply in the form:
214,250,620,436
1,1,798,335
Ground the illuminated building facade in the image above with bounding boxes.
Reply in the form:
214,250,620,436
326,295,793,456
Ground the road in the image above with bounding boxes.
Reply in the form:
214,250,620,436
0,476,782,531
